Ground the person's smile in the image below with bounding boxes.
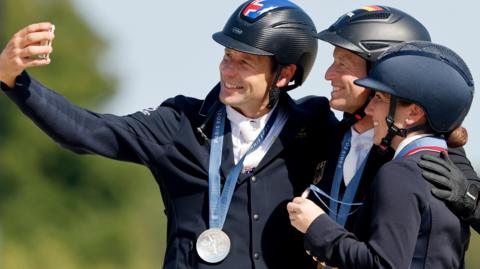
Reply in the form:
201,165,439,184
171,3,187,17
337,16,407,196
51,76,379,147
222,81,244,91
330,84,344,98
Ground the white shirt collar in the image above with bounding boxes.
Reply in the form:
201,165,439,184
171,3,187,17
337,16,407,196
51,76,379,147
226,105,274,131
343,127,374,186
225,104,287,171
350,127,374,148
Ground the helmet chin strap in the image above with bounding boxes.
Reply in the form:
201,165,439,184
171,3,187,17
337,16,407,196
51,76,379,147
343,61,374,126
379,95,407,152
343,90,375,126
378,95,433,152
267,65,285,109
267,64,301,109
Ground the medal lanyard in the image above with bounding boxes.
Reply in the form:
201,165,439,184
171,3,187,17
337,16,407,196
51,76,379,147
208,105,279,229
328,129,367,227
395,136,447,160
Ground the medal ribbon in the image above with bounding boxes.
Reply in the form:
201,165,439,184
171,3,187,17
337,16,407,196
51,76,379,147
395,136,447,159
327,130,367,227
309,184,363,209
208,105,279,229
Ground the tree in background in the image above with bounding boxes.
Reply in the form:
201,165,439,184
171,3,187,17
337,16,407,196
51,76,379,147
1,0,165,268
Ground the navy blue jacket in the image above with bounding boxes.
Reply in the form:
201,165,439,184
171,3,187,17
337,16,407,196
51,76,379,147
2,72,339,269
316,118,479,232
305,151,470,269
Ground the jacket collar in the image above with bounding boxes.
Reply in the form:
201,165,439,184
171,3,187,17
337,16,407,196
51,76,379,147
197,85,313,183
198,82,221,117
236,93,312,183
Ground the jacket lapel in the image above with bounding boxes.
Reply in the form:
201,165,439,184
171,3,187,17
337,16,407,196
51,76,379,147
197,84,237,181
196,83,222,175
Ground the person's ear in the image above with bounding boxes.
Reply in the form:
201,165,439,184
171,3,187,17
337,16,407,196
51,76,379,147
405,104,426,126
275,64,297,88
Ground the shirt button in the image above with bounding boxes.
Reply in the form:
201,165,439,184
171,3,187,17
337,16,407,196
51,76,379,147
251,176,257,182
254,252,260,260
253,214,259,220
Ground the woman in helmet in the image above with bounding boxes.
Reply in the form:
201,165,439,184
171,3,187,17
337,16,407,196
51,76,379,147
288,41,473,268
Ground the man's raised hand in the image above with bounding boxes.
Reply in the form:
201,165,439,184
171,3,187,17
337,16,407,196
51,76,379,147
0,22,55,88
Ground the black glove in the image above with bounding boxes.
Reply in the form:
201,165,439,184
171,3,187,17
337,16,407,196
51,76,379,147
418,151,479,218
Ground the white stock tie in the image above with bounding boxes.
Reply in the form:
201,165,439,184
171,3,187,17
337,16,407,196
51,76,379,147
238,120,259,157
239,120,262,173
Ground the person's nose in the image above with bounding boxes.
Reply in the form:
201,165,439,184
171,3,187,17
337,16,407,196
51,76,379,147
220,59,237,78
324,63,336,82
364,96,376,116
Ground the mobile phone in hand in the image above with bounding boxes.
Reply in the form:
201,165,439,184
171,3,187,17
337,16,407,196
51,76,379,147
39,25,55,59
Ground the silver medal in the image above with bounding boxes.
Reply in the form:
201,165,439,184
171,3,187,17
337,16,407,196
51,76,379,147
196,228,231,263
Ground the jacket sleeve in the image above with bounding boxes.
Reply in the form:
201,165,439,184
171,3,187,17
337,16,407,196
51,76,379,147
465,201,480,233
448,146,479,182
1,72,182,165
304,160,425,269
447,147,480,232
462,179,480,233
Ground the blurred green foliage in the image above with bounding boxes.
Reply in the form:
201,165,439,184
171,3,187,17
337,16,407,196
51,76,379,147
0,0,166,268
0,1,479,269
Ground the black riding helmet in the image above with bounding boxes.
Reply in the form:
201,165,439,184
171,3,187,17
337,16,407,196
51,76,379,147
317,5,431,124
355,41,474,148
318,5,431,62
213,0,318,91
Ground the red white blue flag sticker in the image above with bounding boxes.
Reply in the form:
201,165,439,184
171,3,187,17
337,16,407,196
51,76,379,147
346,5,386,18
242,0,299,21
360,5,385,12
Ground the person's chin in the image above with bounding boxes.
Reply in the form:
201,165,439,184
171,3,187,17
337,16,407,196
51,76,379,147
372,128,387,145
373,137,382,146
219,93,238,107
329,98,345,111
220,88,233,99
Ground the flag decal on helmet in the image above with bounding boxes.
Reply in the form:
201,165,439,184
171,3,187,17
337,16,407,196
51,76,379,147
361,5,384,12
243,0,264,17
242,0,300,21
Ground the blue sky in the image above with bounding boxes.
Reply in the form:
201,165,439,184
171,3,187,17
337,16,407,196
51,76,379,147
70,0,480,164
